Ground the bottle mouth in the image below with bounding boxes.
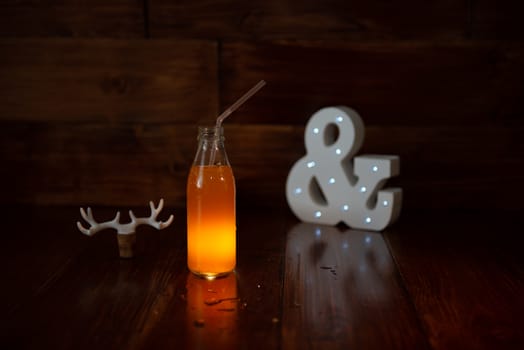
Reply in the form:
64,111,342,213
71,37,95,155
198,126,224,140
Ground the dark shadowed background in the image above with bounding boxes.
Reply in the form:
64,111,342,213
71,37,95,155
1,0,523,214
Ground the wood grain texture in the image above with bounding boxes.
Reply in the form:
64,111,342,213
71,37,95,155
471,0,524,39
0,123,298,207
0,0,145,38
0,206,284,350
1,206,185,350
385,211,524,350
1,123,523,210
0,38,218,123
0,206,86,316
149,0,468,40
2,206,523,349
282,222,429,349
220,41,524,126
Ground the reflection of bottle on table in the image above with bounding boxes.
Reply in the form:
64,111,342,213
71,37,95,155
186,272,239,348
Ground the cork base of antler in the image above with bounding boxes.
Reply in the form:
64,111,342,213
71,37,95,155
117,233,136,258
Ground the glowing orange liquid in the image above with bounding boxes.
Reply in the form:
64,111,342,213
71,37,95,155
187,165,236,278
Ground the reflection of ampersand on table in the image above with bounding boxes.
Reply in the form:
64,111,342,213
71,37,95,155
283,222,394,341
286,106,402,231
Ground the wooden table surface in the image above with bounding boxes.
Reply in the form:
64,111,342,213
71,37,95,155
1,205,522,350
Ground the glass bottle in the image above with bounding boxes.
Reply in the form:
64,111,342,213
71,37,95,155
186,126,236,279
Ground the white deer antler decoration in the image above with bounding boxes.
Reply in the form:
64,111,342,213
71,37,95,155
77,198,174,236
77,199,174,258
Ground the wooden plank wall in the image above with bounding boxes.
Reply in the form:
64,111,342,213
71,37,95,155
1,1,523,213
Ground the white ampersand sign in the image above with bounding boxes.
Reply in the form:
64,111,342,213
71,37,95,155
286,106,402,231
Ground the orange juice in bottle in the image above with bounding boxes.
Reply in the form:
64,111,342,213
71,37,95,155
187,126,236,279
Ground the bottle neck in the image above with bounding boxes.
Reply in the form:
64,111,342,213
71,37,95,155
194,126,230,166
